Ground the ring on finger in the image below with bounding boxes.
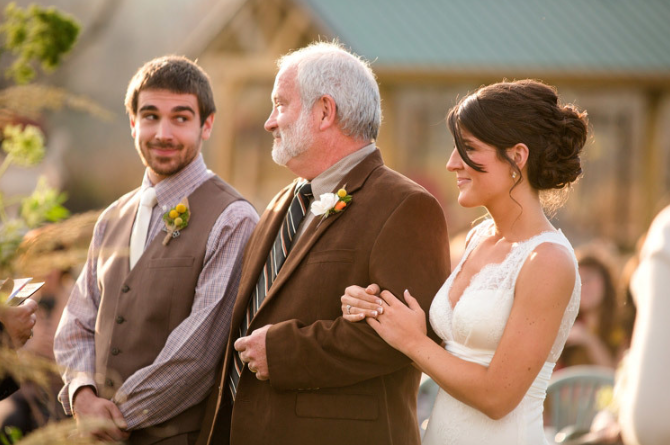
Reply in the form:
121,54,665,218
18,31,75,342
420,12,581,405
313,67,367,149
346,304,352,315
249,365,257,373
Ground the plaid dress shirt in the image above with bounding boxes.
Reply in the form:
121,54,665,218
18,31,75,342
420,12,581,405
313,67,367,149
54,155,258,429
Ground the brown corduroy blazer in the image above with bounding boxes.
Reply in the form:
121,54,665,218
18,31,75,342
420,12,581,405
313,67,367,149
198,149,450,445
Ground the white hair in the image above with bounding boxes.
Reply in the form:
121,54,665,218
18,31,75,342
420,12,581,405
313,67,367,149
277,41,382,142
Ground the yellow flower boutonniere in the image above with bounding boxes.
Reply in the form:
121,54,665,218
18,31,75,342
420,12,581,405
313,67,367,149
310,188,352,222
162,198,190,245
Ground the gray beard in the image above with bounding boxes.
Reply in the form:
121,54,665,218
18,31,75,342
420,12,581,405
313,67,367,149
271,111,313,166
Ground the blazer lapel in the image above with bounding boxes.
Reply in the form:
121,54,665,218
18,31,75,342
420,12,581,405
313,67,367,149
230,181,296,330
253,149,384,318
217,182,297,420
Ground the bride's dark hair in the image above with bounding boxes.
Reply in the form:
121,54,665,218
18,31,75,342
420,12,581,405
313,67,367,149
447,80,588,200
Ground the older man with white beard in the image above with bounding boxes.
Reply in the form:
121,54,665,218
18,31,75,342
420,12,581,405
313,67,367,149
197,41,450,445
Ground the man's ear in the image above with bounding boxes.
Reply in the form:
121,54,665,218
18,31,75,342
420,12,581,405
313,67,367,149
201,113,215,140
129,116,137,138
316,95,337,131
509,143,529,170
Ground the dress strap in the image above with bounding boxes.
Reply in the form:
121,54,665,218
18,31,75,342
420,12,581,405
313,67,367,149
463,219,494,254
503,230,577,291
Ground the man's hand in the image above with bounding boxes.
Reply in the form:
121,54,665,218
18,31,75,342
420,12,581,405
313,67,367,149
0,299,37,348
235,324,272,381
341,284,383,321
73,386,130,442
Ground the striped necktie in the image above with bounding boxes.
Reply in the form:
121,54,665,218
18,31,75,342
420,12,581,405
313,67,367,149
228,181,312,399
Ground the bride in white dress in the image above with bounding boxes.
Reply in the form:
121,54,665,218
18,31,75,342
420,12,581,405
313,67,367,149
341,79,589,444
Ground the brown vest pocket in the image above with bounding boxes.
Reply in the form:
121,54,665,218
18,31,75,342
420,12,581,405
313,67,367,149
295,393,378,420
148,256,195,268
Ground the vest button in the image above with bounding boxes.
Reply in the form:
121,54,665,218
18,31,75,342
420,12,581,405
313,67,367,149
122,285,130,293
105,378,114,387
111,348,121,356
116,316,125,324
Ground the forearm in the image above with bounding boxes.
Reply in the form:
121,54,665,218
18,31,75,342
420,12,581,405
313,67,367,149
269,192,448,390
54,315,98,414
406,336,503,412
62,377,99,416
115,287,233,429
54,266,101,414
114,349,219,429
54,210,110,414
267,317,413,390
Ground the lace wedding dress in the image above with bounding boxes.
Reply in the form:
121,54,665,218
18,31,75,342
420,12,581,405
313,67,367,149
423,219,580,445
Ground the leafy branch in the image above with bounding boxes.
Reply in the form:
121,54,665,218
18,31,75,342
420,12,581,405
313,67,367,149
0,2,81,275
0,3,80,84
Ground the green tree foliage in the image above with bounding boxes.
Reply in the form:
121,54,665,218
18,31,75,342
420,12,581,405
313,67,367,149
0,2,80,275
1,123,44,167
0,5,113,445
0,3,80,84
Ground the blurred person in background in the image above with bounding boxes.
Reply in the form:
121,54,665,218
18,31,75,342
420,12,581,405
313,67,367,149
617,205,670,445
614,237,643,359
558,252,619,369
0,273,70,433
0,213,96,434
556,241,644,445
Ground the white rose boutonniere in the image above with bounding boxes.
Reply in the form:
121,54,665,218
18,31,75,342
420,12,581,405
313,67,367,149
310,193,339,216
310,188,352,222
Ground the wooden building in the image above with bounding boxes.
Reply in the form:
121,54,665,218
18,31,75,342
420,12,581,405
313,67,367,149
182,0,670,249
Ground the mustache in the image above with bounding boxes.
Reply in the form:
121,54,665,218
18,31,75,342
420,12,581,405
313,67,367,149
146,140,182,150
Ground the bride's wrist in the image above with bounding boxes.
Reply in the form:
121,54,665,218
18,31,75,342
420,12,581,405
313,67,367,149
401,333,431,360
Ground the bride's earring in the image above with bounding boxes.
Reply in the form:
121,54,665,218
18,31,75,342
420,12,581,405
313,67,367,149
511,171,517,179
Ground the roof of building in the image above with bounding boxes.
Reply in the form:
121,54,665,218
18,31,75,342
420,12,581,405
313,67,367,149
298,0,670,75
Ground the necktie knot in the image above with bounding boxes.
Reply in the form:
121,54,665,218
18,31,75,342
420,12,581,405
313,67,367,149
296,181,312,199
140,187,157,208
129,187,157,269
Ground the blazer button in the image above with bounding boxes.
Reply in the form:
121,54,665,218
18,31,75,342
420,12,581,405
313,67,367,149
105,378,114,387
111,348,121,356
116,316,125,324
121,284,130,293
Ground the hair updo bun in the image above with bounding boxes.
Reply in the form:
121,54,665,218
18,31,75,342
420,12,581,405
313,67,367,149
532,103,588,190
447,79,589,191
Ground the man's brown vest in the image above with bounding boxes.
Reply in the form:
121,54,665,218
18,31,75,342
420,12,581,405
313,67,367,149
95,176,243,444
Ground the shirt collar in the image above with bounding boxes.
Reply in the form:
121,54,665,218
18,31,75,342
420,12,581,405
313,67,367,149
310,143,376,198
139,154,213,211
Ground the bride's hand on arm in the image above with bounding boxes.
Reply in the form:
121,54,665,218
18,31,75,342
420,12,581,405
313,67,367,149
366,290,428,354
341,284,384,321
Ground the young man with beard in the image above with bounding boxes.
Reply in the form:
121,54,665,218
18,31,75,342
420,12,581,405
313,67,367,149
197,42,450,445
54,56,258,444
